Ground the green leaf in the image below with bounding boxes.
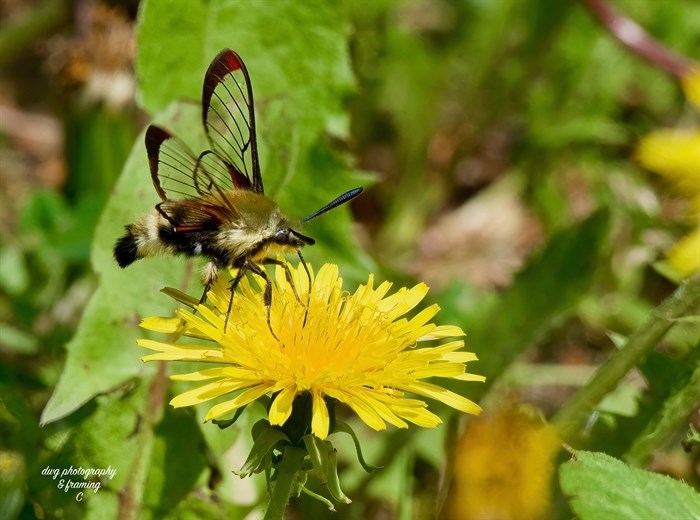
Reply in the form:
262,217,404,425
162,493,252,520
142,408,208,518
39,385,148,518
560,451,700,520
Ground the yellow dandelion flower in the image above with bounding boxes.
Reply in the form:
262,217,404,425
139,262,484,439
445,405,560,520
635,67,700,279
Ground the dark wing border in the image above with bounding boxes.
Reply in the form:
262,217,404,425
202,49,263,195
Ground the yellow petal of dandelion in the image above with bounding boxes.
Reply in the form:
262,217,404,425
169,368,230,382
394,304,440,335
441,351,479,364
419,325,465,340
175,308,225,343
376,282,429,319
269,385,297,426
204,383,280,422
394,406,442,428
454,373,488,382
324,387,387,432
140,261,483,440
311,389,330,439
170,380,250,408
137,339,225,362
140,316,183,334
403,381,482,415
409,363,468,379
342,388,409,429
170,367,262,382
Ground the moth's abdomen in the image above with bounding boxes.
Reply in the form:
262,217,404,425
113,213,178,268
114,227,138,267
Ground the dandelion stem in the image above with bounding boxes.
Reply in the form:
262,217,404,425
264,445,306,520
553,273,700,444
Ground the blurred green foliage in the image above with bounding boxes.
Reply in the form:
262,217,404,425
0,0,698,519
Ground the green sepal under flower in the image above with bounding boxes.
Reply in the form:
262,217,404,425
302,434,351,505
235,418,366,510
334,420,381,473
234,394,376,509
238,420,291,479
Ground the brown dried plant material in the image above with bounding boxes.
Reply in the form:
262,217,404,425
45,2,135,110
416,178,543,290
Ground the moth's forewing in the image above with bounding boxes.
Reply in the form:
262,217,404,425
202,49,263,195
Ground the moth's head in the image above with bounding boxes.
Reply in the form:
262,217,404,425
272,226,315,248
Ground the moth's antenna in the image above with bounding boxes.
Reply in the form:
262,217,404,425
302,187,363,223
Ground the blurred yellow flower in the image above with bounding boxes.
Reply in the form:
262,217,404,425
635,67,700,279
139,262,484,439
681,67,700,108
664,229,700,276
445,406,560,520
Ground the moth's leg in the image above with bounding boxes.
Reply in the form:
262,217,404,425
223,266,247,333
199,261,219,305
297,250,312,326
247,261,279,341
261,257,302,305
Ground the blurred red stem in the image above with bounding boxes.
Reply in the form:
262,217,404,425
581,0,694,77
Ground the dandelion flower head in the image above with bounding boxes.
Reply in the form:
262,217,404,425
139,262,484,439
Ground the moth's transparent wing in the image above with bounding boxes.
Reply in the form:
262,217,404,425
202,49,263,194
145,124,249,201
